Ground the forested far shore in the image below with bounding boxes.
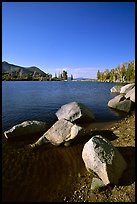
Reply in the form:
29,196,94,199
2,69,71,81
97,60,135,83
2,60,135,83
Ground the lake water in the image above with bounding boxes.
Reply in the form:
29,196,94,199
2,81,127,131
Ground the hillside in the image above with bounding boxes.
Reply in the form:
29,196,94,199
2,61,46,76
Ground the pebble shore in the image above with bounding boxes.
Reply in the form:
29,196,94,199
64,111,135,202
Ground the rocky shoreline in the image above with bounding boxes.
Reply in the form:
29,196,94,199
63,111,135,202
2,111,135,202
2,83,135,202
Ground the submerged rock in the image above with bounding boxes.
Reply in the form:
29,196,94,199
4,120,49,140
55,101,95,123
82,135,127,185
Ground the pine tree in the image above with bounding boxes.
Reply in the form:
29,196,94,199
71,74,73,80
62,70,68,80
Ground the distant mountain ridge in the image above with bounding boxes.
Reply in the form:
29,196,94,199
74,77,91,80
2,61,46,76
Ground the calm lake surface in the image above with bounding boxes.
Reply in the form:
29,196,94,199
2,81,127,131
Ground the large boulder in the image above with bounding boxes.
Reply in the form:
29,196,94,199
108,94,132,112
110,86,122,93
82,135,127,185
120,83,135,94
55,102,95,123
108,94,125,107
125,87,135,102
31,119,88,147
4,120,49,140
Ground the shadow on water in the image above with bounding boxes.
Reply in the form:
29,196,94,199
2,134,86,202
108,103,135,118
2,127,135,202
2,128,119,149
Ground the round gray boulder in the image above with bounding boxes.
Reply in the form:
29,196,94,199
82,135,127,185
55,101,95,123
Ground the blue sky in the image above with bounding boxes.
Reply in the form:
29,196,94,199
2,2,135,79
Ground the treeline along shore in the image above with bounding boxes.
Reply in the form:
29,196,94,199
2,61,71,81
2,60,135,83
97,60,135,83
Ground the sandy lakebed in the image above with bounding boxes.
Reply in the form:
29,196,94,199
2,111,135,202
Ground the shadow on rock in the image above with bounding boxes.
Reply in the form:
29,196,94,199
116,146,135,186
91,130,119,141
65,130,118,147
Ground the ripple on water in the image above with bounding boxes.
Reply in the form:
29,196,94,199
2,140,87,202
